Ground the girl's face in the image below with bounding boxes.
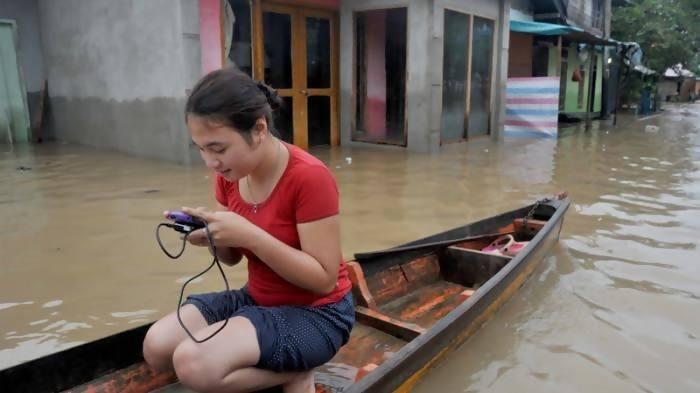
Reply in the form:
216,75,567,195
186,114,267,181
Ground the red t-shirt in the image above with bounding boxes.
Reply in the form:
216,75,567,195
215,143,351,307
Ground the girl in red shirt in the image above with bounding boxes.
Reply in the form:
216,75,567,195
143,68,354,393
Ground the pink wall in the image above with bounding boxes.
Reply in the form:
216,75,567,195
364,11,386,138
199,0,222,75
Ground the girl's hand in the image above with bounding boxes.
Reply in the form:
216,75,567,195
162,210,210,247
180,206,259,248
184,228,210,247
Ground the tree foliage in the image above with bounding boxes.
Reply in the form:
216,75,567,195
612,0,700,73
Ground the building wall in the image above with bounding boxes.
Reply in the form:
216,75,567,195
0,0,45,134
364,11,388,138
679,79,695,102
566,0,604,35
657,80,678,100
508,32,533,77
37,0,200,163
510,0,533,21
547,44,559,77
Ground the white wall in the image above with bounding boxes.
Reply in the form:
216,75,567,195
36,0,198,162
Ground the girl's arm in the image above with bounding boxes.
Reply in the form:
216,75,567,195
246,215,341,295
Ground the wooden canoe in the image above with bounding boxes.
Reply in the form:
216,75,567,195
1,196,569,393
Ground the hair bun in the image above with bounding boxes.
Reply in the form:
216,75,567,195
256,81,282,111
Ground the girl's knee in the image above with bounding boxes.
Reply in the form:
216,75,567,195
283,370,315,393
173,341,217,392
143,319,177,371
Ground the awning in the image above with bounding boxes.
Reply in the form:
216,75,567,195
564,30,618,46
510,20,580,35
510,19,618,46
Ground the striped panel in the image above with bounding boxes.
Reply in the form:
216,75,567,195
506,97,559,105
505,87,560,96
505,77,560,138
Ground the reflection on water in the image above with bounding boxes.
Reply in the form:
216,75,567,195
2,105,700,392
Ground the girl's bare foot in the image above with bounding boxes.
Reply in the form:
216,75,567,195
283,370,315,393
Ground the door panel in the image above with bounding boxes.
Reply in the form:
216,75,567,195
262,12,293,89
307,95,330,146
440,10,470,143
305,16,331,89
467,17,494,137
304,13,333,147
275,96,294,144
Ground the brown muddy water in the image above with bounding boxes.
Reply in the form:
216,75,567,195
1,104,700,392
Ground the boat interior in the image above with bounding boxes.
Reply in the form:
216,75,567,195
311,215,550,392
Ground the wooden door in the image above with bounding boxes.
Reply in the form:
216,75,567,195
255,4,338,149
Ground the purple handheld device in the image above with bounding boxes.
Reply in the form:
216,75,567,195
166,211,206,230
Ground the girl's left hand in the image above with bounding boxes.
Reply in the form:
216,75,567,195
181,206,259,248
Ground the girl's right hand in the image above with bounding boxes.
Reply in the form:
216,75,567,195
183,228,242,265
185,228,210,247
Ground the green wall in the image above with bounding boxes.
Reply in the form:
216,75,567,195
547,44,603,115
548,46,558,76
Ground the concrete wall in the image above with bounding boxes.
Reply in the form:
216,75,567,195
0,0,45,132
510,0,533,21
37,0,200,163
340,0,505,152
508,32,533,77
548,44,559,77
679,79,695,102
657,80,678,99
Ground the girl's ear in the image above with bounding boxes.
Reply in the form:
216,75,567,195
252,118,268,147
257,118,271,145
255,117,268,133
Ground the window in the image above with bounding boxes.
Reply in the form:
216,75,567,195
440,10,494,142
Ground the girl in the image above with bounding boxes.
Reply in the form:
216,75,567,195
143,68,354,393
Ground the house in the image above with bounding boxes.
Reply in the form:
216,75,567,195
507,0,621,122
659,65,697,102
1,0,517,162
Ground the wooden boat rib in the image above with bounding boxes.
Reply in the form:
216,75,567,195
1,196,569,393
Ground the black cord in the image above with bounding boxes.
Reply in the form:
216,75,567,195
155,222,232,343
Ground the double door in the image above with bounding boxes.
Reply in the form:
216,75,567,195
255,4,338,148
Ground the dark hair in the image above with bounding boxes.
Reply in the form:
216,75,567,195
185,67,283,143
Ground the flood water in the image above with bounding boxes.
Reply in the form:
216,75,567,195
2,104,699,392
